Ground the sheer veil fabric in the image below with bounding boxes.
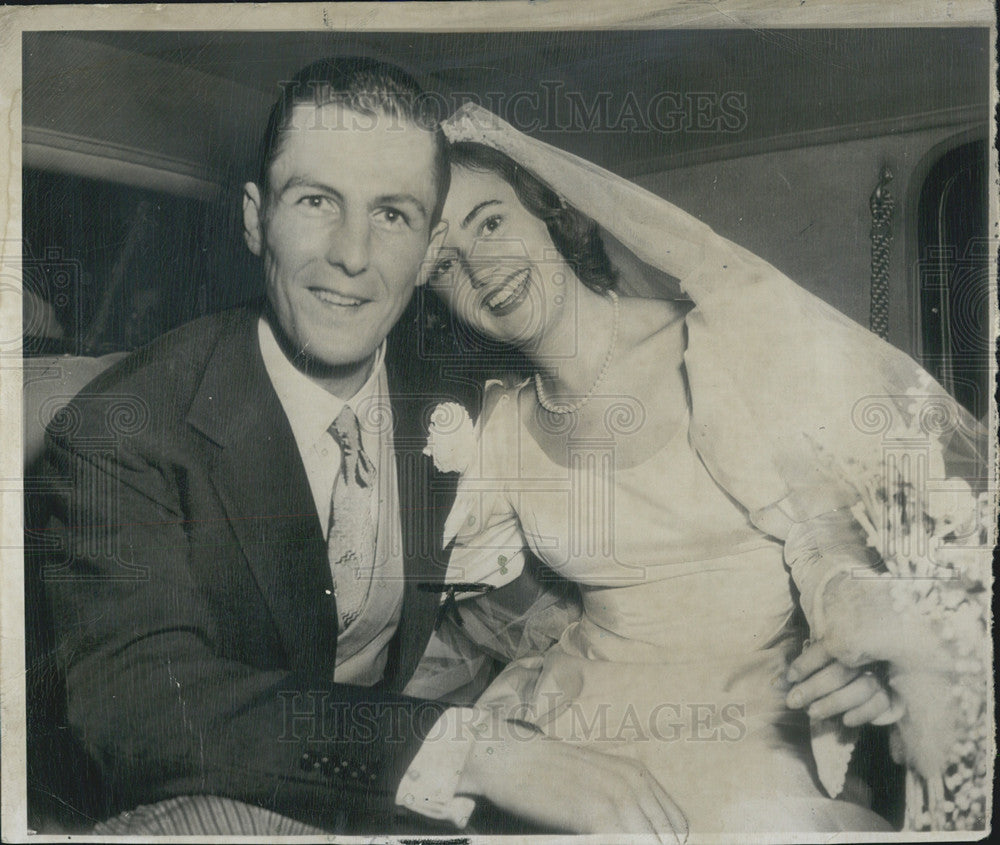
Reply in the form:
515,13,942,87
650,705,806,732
439,101,986,528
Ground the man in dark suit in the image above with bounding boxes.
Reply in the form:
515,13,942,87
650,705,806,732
39,56,455,834
37,57,694,837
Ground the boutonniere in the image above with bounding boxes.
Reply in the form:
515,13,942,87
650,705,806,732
423,402,478,475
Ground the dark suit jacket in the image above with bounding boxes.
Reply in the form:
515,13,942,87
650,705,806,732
38,303,474,831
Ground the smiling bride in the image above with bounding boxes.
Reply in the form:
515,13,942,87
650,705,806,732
406,103,991,835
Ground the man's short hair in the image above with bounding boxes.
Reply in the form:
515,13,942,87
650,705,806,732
257,56,449,226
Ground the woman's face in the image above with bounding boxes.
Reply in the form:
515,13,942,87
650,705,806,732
430,165,573,346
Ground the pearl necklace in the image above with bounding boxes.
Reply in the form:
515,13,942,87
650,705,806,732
534,290,620,414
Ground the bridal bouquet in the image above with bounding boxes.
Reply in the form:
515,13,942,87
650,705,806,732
848,473,990,831
815,383,992,831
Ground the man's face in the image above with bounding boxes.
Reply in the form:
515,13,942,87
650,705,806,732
244,103,440,393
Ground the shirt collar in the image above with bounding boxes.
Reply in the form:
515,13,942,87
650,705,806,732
257,316,387,453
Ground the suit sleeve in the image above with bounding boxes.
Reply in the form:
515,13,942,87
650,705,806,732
39,432,448,830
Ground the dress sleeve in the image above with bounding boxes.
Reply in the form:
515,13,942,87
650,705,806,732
407,381,581,704
780,504,973,674
781,506,888,667
440,380,528,589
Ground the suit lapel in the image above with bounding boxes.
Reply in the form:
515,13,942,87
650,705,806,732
382,346,461,691
187,308,337,676
184,305,472,689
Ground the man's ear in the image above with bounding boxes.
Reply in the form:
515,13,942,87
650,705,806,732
416,220,449,287
242,183,265,256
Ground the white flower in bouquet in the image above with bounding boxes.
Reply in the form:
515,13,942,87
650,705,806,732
926,478,979,540
423,402,478,475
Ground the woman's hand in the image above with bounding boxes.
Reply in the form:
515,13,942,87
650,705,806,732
785,640,904,727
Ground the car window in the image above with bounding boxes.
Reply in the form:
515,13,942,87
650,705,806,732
22,168,256,357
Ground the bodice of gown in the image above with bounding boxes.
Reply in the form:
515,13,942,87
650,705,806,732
465,379,799,666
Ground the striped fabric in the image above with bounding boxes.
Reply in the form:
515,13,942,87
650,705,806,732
92,795,328,835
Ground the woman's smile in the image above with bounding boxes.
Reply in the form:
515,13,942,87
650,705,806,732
480,267,532,316
436,164,573,340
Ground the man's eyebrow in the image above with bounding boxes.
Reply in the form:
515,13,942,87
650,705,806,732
461,200,501,230
376,194,427,216
276,177,342,199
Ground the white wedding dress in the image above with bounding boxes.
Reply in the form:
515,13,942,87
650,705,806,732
416,366,892,834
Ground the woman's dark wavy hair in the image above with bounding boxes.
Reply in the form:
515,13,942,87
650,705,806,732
447,142,618,293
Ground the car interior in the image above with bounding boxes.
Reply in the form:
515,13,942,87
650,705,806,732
20,28,991,833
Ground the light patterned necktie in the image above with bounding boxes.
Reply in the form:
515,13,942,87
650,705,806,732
327,405,377,631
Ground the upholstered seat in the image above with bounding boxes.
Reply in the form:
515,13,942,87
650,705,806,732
23,353,125,832
23,354,127,471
